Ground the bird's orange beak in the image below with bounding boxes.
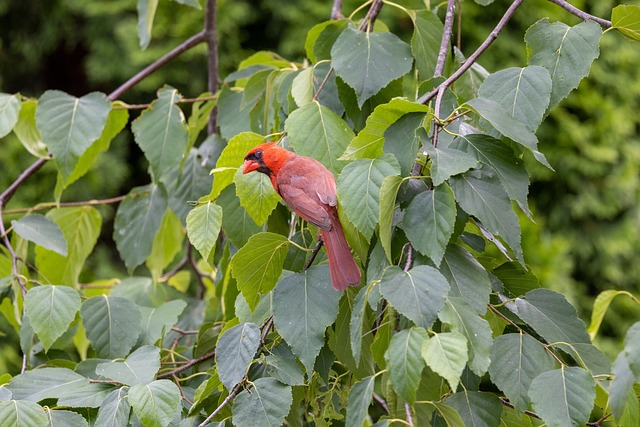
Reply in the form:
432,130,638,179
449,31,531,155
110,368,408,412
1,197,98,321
243,159,260,174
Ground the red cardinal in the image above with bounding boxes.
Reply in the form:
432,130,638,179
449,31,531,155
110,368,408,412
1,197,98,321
243,142,361,291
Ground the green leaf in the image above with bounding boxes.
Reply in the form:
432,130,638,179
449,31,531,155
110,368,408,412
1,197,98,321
0,400,47,427
332,27,413,107
401,185,456,266
588,290,638,340
285,101,353,174
264,342,305,386
129,380,181,427
217,184,261,248
35,90,111,180
56,382,113,408
146,209,184,280
380,265,449,329
525,19,602,110
612,5,640,41
231,232,289,311
431,402,466,427
439,297,493,376
478,66,552,131
95,346,160,386
291,67,315,107
410,10,443,79
25,285,80,352
136,0,158,49
422,135,478,186
0,93,21,138
113,184,168,272
383,113,423,176
45,409,88,427
610,353,639,425
488,333,555,411
464,97,549,168
345,375,375,427
350,285,372,363
624,322,640,380
234,167,280,225
528,367,596,427
385,327,428,404
446,391,502,427
493,261,540,297
81,295,142,358
337,154,401,240
34,206,102,287
341,98,429,160
13,100,48,158
378,175,403,263
241,68,274,110
422,331,468,391
439,244,492,314
451,134,530,215
7,368,87,401
216,322,261,391
186,201,222,260
507,288,590,345
232,377,293,427
272,266,342,375
450,170,524,265
132,87,188,181
95,388,130,427
138,300,187,346
210,132,264,200
305,19,349,63
171,0,201,9
12,214,67,256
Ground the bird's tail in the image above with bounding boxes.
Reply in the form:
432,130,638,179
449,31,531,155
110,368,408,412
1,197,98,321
321,223,361,291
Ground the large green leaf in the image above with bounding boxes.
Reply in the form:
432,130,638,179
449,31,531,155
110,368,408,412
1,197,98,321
410,10,443,79
35,90,111,180
231,232,289,311
345,375,375,427
332,26,413,107
12,214,67,256
422,132,478,186
401,185,456,266
507,288,591,345
186,201,223,260
56,382,113,408
478,66,552,131
488,333,555,412
337,154,401,240
612,5,640,41
138,300,187,346
450,170,524,265
25,285,80,352
131,86,188,181
610,353,639,425
136,0,158,49
341,98,429,160
439,244,492,314
379,265,449,329
525,19,602,110
305,19,349,63
349,285,373,364
45,409,88,427
264,342,305,386
588,290,638,340
234,167,280,225
528,367,596,427
272,266,342,375
385,327,428,404
34,206,102,287
624,321,640,380
284,101,353,174
217,184,261,248
146,209,184,280
7,368,87,402
95,388,130,427
383,112,424,176
446,391,502,427
209,132,264,200
232,378,293,427
450,134,530,214
439,297,493,376
215,322,261,391
0,93,21,138
95,346,160,386
113,184,168,272
129,380,181,427
0,400,47,427
378,175,403,263
81,296,142,359
13,100,48,158
422,331,468,391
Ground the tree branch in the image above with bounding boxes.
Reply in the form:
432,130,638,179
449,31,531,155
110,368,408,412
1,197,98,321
434,0,456,77
0,157,50,207
547,0,612,28
108,31,206,101
197,382,242,427
331,0,344,19
157,350,216,379
2,195,127,216
204,0,219,134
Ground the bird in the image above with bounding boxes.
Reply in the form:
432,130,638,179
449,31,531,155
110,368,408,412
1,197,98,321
243,142,361,291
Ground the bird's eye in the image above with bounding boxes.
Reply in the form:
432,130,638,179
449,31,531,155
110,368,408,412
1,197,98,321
254,150,263,159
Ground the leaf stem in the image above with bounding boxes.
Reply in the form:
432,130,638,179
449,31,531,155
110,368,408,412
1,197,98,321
157,350,216,379
1,195,128,216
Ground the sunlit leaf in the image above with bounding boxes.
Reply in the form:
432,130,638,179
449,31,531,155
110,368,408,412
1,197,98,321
186,201,223,260
385,327,428,404
422,331,468,391
612,5,640,41
129,380,181,427
96,346,160,386
234,167,280,225
25,285,80,352
0,93,21,138
136,0,159,49
7,368,87,402
0,400,47,427
12,214,67,256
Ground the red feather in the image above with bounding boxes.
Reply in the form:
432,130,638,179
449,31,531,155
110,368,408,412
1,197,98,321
244,142,361,291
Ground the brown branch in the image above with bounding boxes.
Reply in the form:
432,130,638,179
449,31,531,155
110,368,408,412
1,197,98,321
331,0,344,19
188,244,208,299
499,397,542,420
0,157,50,207
197,382,242,427
359,0,384,30
204,0,219,134
112,95,218,111
434,0,456,77
157,350,216,379
547,0,612,28
304,235,324,271
404,402,414,427
2,195,127,216
373,392,389,414
108,30,206,101
417,0,525,105
159,253,189,282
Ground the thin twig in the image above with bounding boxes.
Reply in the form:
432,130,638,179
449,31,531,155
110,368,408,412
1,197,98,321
0,157,50,207
160,253,189,282
260,315,274,346
417,0,525,105
2,195,127,216
404,402,414,427
373,392,389,414
499,397,542,420
547,0,611,28
205,0,219,134
112,95,218,111
331,0,344,19
188,244,208,299
108,31,206,101
197,382,242,427
434,0,456,77
157,350,216,379
304,235,324,271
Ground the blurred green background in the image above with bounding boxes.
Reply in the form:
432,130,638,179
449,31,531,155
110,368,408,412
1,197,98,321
1,0,639,373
